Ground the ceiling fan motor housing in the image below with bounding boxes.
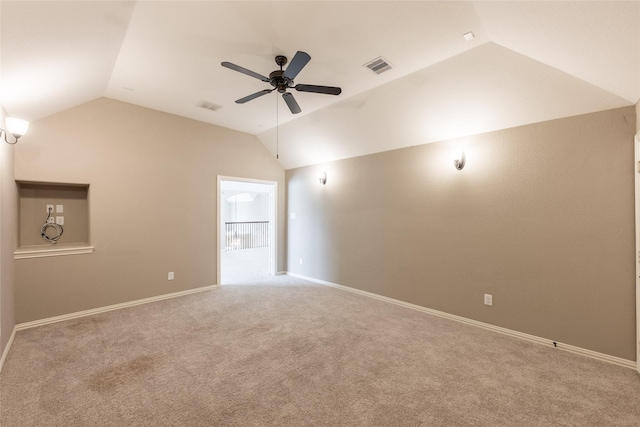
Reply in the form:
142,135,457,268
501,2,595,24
271,55,292,93
269,70,292,93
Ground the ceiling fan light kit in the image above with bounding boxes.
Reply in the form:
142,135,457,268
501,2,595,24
221,51,342,114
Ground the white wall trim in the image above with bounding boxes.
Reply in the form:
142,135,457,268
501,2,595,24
0,326,16,373
6,272,635,371
16,284,219,331
14,245,94,259
634,132,640,374
287,272,637,370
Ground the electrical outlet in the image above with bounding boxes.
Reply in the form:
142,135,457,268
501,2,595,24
299,258,303,265
46,204,54,214
56,204,64,213
47,216,55,224
484,294,493,306
55,216,64,225
168,272,174,280
290,212,296,219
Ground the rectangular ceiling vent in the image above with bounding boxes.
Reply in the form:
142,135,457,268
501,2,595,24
198,101,222,112
363,56,392,75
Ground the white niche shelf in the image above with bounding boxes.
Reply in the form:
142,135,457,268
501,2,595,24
14,244,94,260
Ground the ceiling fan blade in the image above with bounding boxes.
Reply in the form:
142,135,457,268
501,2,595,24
235,89,274,104
283,51,311,80
295,84,342,95
282,92,301,114
221,62,269,82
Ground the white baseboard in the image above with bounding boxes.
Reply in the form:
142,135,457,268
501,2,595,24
287,272,637,370
0,326,17,373
16,284,219,331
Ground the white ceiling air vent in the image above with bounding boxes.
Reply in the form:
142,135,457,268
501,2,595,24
198,101,222,112
363,56,392,75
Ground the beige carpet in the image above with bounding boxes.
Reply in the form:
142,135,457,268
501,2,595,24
221,247,270,284
1,275,639,426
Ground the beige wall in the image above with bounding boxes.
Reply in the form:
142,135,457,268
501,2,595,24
1,105,19,356
286,106,637,360
18,183,89,247
14,98,285,323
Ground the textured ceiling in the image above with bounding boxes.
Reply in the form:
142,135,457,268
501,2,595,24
1,1,639,169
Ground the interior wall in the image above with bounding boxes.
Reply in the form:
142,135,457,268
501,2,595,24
0,105,19,356
14,97,285,323
18,183,89,246
286,106,637,361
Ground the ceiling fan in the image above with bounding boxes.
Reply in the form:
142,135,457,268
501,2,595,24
221,51,342,114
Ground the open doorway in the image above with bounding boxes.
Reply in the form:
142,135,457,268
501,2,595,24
217,177,277,285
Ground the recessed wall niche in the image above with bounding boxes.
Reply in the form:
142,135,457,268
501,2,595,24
17,182,89,250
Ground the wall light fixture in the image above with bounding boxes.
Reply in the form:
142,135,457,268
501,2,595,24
1,118,29,144
318,171,327,185
452,150,465,170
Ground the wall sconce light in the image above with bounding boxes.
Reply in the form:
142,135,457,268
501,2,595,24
452,150,465,170
318,171,327,185
1,118,29,144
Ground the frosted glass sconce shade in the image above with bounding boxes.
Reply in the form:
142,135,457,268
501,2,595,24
2,117,29,144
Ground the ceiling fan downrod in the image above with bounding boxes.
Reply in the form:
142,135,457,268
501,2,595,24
270,55,290,94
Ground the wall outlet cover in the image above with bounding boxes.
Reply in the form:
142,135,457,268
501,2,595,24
484,294,493,306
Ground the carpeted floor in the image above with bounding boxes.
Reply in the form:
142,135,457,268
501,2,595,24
1,275,639,426
221,247,270,284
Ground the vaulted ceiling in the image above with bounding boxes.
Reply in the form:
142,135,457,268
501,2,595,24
2,1,639,169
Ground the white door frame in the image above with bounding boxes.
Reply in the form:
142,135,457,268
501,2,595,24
217,175,277,285
634,133,640,373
